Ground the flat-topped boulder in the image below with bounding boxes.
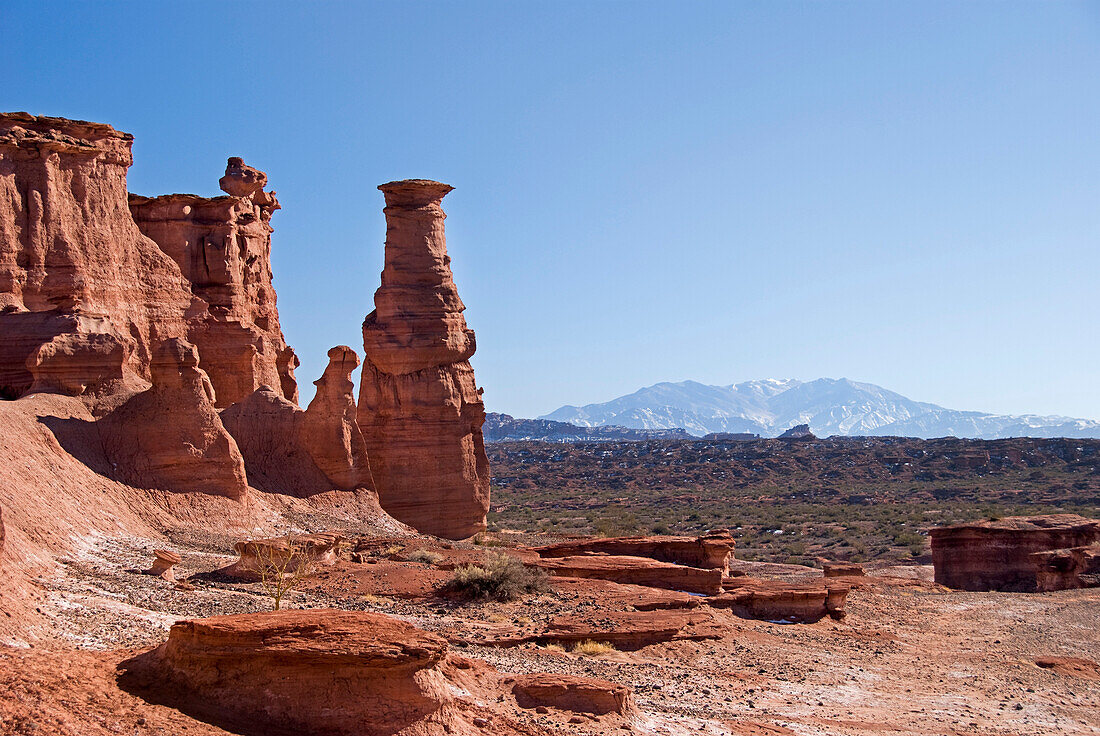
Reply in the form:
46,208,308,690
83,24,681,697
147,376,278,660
222,533,346,581
511,673,637,716
709,578,848,623
121,610,452,736
532,554,724,595
534,530,736,574
930,514,1100,591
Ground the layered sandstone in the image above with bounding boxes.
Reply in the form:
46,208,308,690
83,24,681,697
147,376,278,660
147,550,182,581
221,533,345,580
124,609,454,736
0,113,192,398
710,578,849,623
221,347,372,496
533,554,724,595
535,531,736,574
510,674,637,716
129,157,297,407
1030,545,1100,592
930,514,1100,592
99,338,247,499
358,180,489,539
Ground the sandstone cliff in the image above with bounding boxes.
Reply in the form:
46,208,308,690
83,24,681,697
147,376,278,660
129,157,298,407
358,180,490,539
0,113,192,398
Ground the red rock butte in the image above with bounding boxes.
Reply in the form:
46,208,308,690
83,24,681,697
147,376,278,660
358,179,491,540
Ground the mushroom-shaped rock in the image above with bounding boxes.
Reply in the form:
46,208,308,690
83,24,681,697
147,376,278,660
221,533,345,581
358,180,490,539
147,549,182,581
121,610,453,736
301,346,372,490
100,338,248,499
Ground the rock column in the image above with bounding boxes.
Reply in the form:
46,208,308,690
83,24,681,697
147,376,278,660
357,180,489,539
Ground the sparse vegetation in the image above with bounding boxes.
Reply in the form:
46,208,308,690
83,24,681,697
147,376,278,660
571,640,616,655
250,535,318,611
406,549,444,565
443,552,549,601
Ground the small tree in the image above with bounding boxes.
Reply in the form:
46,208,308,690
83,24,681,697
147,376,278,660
248,535,318,611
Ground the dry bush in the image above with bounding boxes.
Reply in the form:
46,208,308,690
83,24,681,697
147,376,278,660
571,640,616,655
251,535,318,611
444,552,549,601
406,549,444,565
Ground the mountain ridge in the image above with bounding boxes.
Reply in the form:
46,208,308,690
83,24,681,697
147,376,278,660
539,378,1100,440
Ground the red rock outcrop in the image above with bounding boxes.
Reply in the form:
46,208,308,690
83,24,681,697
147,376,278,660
0,113,192,398
147,550,182,581
221,347,372,496
930,514,1100,592
533,554,724,595
302,346,373,489
1030,545,1100,592
511,674,636,716
221,533,345,580
822,561,865,578
535,531,736,574
123,609,453,736
709,578,849,623
129,157,297,407
357,180,489,540
99,338,247,499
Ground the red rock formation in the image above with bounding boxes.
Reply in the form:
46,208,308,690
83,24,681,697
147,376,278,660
930,514,1100,592
533,554,724,595
129,157,297,407
535,531,736,574
221,533,346,580
709,578,848,623
822,561,865,578
147,550,182,581
221,347,372,496
301,346,372,489
467,609,725,651
0,113,192,398
1030,545,1100,592
511,674,636,716
357,180,489,540
99,338,247,499
124,609,453,736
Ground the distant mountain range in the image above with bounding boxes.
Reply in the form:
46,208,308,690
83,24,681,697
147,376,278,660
484,413,693,443
537,378,1100,440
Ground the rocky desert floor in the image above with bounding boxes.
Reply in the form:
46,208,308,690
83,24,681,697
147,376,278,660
2,523,1098,736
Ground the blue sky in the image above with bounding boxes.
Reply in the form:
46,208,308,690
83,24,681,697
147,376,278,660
5,2,1099,419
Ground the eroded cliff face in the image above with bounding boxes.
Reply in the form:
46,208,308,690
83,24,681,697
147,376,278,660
0,113,192,398
358,180,490,539
129,157,298,407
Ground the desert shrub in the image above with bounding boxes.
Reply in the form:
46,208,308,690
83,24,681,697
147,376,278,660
571,640,616,655
444,552,549,601
406,549,444,565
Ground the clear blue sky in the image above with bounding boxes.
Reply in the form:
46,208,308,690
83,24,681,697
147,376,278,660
5,2,1099,420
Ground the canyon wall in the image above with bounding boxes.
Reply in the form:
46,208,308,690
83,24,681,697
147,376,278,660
358,180,490,539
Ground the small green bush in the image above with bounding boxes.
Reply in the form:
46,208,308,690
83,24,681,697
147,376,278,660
444,552,549,601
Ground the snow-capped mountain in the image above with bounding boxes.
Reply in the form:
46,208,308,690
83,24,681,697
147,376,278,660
540,378,1100,439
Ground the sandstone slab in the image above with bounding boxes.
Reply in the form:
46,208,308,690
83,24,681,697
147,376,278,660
533,554,724,595
535,531,736,574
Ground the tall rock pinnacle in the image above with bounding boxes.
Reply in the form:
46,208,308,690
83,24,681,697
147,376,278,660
358,180,490,539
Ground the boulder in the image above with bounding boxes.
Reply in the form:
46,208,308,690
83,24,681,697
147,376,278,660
358,180,490,540
930,514,1100,591
535,531,736,574
533,554,724,595
511,673,636,716
122,609,454,736
709,578,848,623
467,609,725,651
1030,545,1100,592
0,113,192,399
99,338,247,499
147,550,182,581
221,533,345,581
822,561,865,578
129,157,296,407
